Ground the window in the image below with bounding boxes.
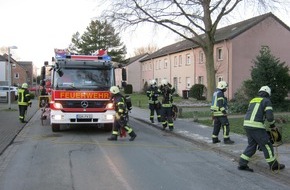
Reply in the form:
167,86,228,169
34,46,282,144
164,58,168,69
14,73,19,79
217,76,223,82
198,76,204,84
179,77,182,83
186,54,191,65
217,48,223,60
186,77,191,89
159,60,161,69
199,51,204,63
179,55,182,66
155,61,158,70
174,56,178,67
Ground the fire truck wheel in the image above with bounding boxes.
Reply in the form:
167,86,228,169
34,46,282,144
52,124,61,132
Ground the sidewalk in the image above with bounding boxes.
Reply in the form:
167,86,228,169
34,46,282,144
129,106,290,184
0,99,39,155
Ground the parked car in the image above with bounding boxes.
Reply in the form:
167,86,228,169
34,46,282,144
0,86,18,100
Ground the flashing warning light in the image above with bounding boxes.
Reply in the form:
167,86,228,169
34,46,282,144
54,48,111,61
69,55,111,61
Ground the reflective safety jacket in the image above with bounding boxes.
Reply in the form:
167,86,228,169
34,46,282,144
160,84,175,107
243,97,275,129
112,93,128,117
18,88,31,106
210,89,228,116
146,85,161,104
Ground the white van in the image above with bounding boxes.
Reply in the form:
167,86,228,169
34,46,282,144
0,86,18,100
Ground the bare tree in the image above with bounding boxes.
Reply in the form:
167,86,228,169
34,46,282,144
100,0,284,100
134,44,159,56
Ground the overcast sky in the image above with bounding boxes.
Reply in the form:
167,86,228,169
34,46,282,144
1,0,290,70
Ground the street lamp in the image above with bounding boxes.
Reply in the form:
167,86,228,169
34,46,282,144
7,46,18,110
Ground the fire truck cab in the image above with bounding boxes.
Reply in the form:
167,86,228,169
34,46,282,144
41,49,122,132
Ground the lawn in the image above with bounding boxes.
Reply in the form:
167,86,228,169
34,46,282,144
128,92,290,143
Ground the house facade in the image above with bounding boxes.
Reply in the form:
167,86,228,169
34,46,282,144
138,12,290,100
18,61,34,86
115,53,149,92
0,54,27,87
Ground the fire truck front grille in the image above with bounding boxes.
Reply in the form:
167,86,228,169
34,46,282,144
58,100,109,109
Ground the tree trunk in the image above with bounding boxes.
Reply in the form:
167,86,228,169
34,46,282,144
204,45,216,102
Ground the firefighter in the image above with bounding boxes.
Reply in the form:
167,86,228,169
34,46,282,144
107,86,137,141
18,83,31,123
146,79,161,123
159,79,175,131
238,86,285,172
210,81,234,144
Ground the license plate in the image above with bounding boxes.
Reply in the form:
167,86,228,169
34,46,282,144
77,114,92,119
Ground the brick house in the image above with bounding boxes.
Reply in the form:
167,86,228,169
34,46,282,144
0,54,27,87
17,61,33,86
138,12,290,100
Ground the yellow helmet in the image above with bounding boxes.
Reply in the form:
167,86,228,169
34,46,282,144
110,86,120,94
259,86,271,96
217,81,228,90
22,83,28,89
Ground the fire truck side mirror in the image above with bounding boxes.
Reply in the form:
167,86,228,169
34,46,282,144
40,80,45,86
122,68,127,81
41,66,46,81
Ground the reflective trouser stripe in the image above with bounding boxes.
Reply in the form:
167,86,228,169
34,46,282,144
265,144,276,163
112,131,118,135
223,125,229,138
241,154,250,161
124,126,133,133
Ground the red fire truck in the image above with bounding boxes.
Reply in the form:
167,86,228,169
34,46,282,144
41,49,124,132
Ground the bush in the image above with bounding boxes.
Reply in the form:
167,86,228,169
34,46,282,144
124,84,133,94
142,81,148,94
189,84,206,100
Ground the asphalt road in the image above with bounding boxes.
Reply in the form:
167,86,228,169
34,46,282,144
0,110,289,190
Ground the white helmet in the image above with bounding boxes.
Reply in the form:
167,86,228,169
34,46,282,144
150,79,156,85
161,79,168,86
217,81,228,90
259,86,271,96
22,83,28,89
110,86,120,94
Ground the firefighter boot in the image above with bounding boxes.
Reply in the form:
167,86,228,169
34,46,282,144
212,137,221,144
107,134,118,141
238,165,254,172
129,131,137,141
269,160,285,171
224,138,235,144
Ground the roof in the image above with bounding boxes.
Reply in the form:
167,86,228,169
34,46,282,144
126,53,149,65
140,12,289,62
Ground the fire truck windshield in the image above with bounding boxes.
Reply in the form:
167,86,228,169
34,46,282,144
53,67,114,90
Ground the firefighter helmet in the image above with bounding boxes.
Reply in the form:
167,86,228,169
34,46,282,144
22,83,28,89
110,86,120,94
259,86,271,96
217,81,228,90
150,79,156,85
161,79,168,86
